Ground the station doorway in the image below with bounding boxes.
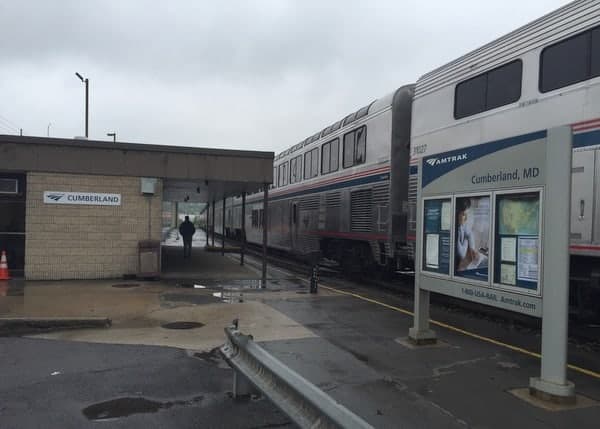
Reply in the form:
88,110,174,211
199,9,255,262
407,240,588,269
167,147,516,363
0,173,26,278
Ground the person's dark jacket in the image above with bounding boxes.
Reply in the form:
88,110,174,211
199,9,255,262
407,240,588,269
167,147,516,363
179,220,196,240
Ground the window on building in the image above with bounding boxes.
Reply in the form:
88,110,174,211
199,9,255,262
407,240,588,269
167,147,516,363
304,147,319,179
321,138,339,174
540,25,600,92
278,162,288,187
343,126,367,168
454,60,522,119
289,155,302,184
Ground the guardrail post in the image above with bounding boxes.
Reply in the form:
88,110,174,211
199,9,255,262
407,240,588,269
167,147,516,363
233,371,255,398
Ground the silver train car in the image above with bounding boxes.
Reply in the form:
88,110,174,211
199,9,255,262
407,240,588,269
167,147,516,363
214,85,414,271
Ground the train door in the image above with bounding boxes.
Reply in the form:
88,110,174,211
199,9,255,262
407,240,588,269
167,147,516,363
0,173,26,278
571,151,595,243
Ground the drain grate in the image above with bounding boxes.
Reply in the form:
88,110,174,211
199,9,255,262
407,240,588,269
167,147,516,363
112,283,141,289
161,321,205,330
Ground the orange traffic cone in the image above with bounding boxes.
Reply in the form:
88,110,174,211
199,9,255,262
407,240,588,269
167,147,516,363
0,250,10,280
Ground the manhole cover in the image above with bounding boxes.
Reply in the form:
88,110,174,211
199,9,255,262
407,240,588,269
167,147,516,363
112,283,141,288
161,321,205,330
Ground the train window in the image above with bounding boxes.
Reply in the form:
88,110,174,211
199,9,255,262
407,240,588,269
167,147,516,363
321,138,340,175
454,60,522,119
311,147,319,177
355,127,366,164
322,143,330,174
540,32,589,92
289,155,302,184
592,28,600,78
454,74,486,119
355,104,370,120
343,126,367,168
487,60,522,110
343,133,354,168
278,162,288,187
304,147,319,179
331,138,339,171
304,151,311,178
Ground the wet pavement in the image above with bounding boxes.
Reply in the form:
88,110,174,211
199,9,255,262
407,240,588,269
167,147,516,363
0,337,292,429
1,246,599,428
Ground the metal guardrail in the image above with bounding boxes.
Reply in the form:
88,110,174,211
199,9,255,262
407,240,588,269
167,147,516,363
220,322,374,429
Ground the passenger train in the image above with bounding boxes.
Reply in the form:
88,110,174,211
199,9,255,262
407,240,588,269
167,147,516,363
214,0,600,307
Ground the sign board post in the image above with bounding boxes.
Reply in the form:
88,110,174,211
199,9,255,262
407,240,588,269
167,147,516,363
408,162,437,344
409,126,574,402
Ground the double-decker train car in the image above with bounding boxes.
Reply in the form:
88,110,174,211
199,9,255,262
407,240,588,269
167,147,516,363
215,1,600,308
409,0,600,308
214,85,414,271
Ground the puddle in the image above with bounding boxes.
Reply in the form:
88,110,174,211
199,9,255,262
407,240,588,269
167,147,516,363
213,291,244,303
161,293,222,306
82,396,203,421
161,321,205,330
112,283,141,289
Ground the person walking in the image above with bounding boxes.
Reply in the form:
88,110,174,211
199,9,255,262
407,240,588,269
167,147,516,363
179,215,196,259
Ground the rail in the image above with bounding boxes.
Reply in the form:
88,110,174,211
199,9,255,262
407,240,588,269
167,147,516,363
220,322,374,429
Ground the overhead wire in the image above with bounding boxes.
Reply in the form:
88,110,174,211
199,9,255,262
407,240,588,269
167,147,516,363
0,123,17,134
0,113,19,130
0,113,20,134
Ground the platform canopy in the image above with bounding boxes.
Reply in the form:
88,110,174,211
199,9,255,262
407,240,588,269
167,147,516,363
0,135,273,201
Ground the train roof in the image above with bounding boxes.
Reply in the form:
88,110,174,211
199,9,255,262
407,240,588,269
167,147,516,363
415,0,600,99
273,89,399,162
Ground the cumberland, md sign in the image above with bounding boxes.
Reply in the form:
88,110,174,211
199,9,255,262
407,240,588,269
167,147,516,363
43,191,122,206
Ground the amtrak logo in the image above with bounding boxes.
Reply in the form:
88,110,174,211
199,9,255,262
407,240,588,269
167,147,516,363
46,193,64,201
425,153,468,167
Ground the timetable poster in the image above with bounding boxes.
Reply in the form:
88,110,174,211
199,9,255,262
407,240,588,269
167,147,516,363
494,192,540,291
423,199,451,275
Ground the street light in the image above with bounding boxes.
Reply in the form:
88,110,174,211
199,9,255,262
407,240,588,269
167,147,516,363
106,132,116,142
75,72,89,138
47,122,51,137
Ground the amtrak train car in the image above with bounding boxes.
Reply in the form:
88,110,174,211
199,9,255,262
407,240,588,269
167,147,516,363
215,1,600,311
215,85,414,271
409,0,600,307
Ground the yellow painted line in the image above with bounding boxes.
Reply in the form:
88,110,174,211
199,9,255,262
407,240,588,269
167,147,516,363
319,283,600,380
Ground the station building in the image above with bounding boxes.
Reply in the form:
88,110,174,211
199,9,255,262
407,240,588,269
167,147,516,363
0,135,273,280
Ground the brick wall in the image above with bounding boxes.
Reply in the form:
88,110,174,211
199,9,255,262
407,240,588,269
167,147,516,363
25,173,162,280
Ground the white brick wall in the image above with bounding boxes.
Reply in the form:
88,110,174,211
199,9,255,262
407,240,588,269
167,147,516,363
25,173,162,280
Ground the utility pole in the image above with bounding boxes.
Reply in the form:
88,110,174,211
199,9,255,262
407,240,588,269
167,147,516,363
47,123,51,137
75,72,89,138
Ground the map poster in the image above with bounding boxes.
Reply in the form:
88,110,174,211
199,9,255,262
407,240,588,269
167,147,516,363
498,193,539,236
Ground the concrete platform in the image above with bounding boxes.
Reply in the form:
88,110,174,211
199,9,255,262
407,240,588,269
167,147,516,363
1,250,598,428
161,229,258,281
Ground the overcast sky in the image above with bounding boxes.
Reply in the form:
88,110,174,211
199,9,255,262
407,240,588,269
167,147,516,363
0,0,572,154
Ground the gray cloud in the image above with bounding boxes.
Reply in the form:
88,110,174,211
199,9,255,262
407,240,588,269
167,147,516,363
0,0,571,153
